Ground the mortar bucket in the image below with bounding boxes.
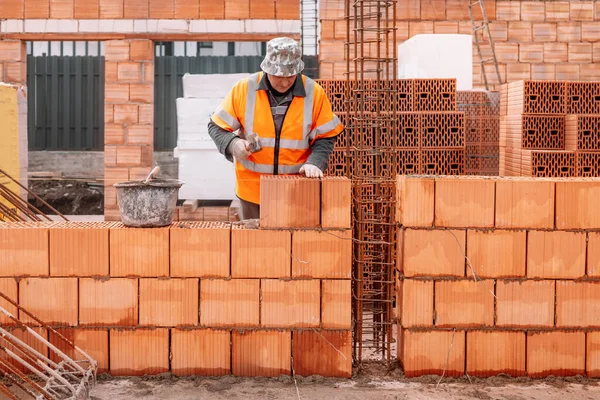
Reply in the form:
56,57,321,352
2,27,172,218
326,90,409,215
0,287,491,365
113,179,184,227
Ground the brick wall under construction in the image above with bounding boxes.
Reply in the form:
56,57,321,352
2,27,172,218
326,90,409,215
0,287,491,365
396,175,600,378
0,176,352,378
319,0,600,87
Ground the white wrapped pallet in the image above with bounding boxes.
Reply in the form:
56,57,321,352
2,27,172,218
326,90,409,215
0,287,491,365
176,97,221,140
182,73,250,99
398,34,473,91
174,139,236,201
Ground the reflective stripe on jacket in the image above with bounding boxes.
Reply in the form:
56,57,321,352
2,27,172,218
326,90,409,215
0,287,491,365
210,71,344,204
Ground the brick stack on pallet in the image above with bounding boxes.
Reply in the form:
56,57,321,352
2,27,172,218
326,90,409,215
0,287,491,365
500,80,600,177
0,177,352,378
317,78,466,177
397,175,600,378
457,91,500,176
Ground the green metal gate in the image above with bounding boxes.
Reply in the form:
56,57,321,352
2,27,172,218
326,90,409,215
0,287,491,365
27,55,105,151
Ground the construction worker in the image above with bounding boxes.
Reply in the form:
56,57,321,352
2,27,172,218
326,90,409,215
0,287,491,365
208,37,344,220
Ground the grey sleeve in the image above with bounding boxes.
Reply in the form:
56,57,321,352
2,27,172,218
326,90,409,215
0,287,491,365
306,135,339,172
208,120,239,163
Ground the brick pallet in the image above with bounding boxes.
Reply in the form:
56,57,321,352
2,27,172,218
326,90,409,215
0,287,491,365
500,80,600,177
397,175,600,378
0,177,352,378
317,78,466,176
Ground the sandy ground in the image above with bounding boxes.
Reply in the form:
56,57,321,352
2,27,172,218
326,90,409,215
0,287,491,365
88,366,600,400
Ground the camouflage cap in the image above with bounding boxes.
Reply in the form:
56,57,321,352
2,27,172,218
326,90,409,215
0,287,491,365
260,37,304,77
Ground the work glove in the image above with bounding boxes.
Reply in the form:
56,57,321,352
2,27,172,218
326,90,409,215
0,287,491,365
230,138,251,160
300,163,323,178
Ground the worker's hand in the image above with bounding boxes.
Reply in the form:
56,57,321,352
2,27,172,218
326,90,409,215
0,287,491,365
300,163,323,178
231,138,251,160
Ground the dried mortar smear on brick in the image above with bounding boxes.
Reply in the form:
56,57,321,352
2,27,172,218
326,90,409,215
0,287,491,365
79,278,138,326
293,330,352,378
527,331,585,378
171,329,230,376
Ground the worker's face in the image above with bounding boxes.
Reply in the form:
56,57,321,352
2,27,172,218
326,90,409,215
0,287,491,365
267,74,296,93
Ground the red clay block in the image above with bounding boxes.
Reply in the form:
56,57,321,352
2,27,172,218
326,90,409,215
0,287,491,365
496,280,554,327
139,279,199,326
434,177,495,228
110,329,169,376
396,176,435,227
291,230,351,278
0,225,49,277
467,331,526,377
231,227,291,278
467,230,526,278
171,329,230,376
401,228,466,277
261,279,320,328
79,278,138,326
399,329,465,378
527,331,585,378
109,224,169,277
399,279,434,328
555,180,600,229
200,279,259,327
293,330,352,378
0,278,18,326
19,278,78,326
588,232,600,277
586,332,600,377
527,230,586,279
232,330,291,377
260,176,320,228
495,178,555,229
556,281,600,327
435,280,495,327
322,280,351,329
170,222,230,278
49,222,110,276
49,329,109,373
321,176,351,228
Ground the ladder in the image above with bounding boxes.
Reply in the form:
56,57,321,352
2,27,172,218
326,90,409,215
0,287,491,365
469,0,503,90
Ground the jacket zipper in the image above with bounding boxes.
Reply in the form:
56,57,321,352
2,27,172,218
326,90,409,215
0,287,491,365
272,100,291,176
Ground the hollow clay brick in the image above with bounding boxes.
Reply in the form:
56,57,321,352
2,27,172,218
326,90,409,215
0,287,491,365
588,232,600,277
49,223,110,277
170,222,230,278
110,329,169,376
322,279,351,329
467,230,526,278
496,280,555,327
171,329,230,376
527,331,585,378
79,278,138,326
556,281,600,328
399,329,465,378
109,224,169,277
527,231,586,279
19,278,78,326
434,177,495,228
49,329,109,373
129,40,154,62
435,280,495,327
466,331,526,377
261,279,320,328
293,330,352,378
586,332,600,377
399,279,434,328
291,230,351,278
396,176,434,227
321,177,351,228
139,278,199,327
0,225,49,277
200,279,259,327
0,278,18,326
555,180,600,229
495,178,555,229
401,228,466,277
232,330,291,377
260,176,320,228
231,227,290,278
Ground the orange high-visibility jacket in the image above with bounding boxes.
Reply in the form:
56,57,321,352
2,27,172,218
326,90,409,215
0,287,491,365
210,72,344,204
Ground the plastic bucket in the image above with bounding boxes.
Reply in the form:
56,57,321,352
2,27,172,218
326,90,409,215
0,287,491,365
113,179,184,227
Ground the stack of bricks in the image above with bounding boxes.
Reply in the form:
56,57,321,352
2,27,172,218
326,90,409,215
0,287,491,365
317,78,466,177
500,80,600,177
397,174,600,378
0,176,352,378
457,91,501,176
104,39,155,221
